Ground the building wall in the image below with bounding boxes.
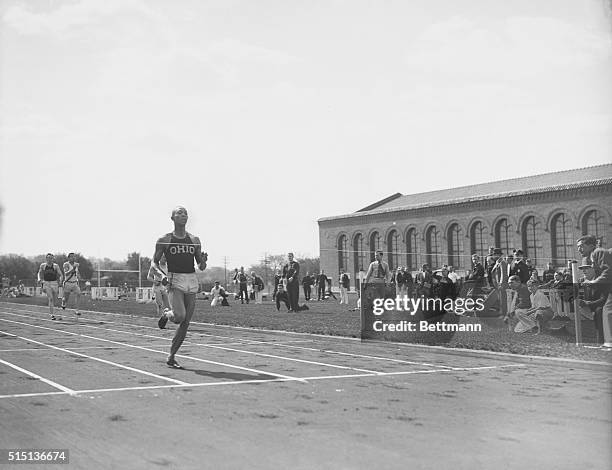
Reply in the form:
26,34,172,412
318,185,612,279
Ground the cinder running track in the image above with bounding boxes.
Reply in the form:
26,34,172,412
0,303,610,470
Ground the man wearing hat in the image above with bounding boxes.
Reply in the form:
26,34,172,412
492,248,510,317
577,235,612,348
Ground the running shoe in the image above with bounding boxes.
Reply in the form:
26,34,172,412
158,311,168,329
166,357,183,369
51,315,57,321
75,311,81,316
158,308,172,329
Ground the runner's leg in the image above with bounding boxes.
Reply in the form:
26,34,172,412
170,292,196,357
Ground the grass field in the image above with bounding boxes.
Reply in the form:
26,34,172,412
4,294,610,363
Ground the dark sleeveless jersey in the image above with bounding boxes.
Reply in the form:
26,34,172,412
43,264,58,281
162,233,198,273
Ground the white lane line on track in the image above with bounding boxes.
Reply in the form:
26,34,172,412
0,364,526,399
0,356,76,395
0,307,449,373
0,310,387,375
0,329,189,386
0,318,307,384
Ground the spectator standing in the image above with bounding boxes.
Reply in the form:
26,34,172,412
578,235,612,349
492,248,510,318
509,250,530,284
339,270,350,304
236,267,250,304
302,272,313,301
415,263,433,297
251,272,264,304
317,271,328,301
282,253,300,312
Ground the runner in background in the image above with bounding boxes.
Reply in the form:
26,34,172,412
38,253,64,320
147,254,172,320
62,252,81,317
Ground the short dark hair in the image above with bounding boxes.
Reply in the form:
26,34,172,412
46,253,53,257
68,252,75,257
577,235,597,246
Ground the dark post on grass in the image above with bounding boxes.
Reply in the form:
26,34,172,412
571,260,582,346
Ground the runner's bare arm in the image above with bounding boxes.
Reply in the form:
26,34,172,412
152,240,166,274
193,236,207,271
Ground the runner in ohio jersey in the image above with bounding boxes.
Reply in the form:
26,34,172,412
152,206,207,369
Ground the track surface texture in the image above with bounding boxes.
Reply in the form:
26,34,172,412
0,303,610,470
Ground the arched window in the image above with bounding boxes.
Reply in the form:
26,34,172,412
353,233,366,273
387,230,400,270
447,224,461,268
426,226,441,269
337,235,348,272
494,218,511,255
406,229,418,271
470,221,487,260
369,231,382,262
582,210,605,246
521,216,540,265
551,213,573,267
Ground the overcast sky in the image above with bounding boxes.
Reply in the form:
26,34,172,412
1,0,611,268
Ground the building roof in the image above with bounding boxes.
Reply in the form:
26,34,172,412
320,163,612,222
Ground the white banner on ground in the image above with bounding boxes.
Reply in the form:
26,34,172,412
91,287,119,300
136,287,154,303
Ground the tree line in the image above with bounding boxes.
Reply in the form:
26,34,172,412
0,252,319,288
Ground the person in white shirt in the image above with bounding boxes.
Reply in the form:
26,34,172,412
62,252,81,317
147,255,172,318
447,266,460,284
210,281,227,307
525,279,554,334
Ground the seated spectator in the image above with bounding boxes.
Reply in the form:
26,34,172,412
543,272,573,318
447,266,460,284
525,279,554,334
529,270,540,284
276,283,309,312
210,281,229,307
507,275,534,333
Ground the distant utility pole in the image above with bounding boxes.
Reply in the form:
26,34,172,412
262,253,270,293
224,256,228,286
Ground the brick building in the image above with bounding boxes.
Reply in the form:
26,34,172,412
318,164,612,285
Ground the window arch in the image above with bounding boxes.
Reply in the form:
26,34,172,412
406,228,418,271
494,218,511,255
369,231,382,262
337,235,348,272
521,216,540,265
447,223,462,268
387,229,400,270
582,209,605,246
470,221,487,260
426,226,441,269
353,233,366,273
551,213,573,267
